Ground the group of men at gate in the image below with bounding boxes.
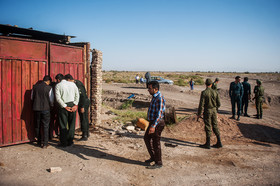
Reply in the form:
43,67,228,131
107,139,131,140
31,74,90,149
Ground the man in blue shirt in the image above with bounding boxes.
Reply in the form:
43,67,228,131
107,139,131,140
144,81,166,169
229,76,244,121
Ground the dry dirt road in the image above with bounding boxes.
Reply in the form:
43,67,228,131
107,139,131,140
1,76,280,186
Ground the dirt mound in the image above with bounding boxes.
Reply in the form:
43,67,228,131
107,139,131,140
165,114,248,145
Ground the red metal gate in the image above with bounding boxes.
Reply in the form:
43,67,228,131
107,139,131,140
0,36,86,147
0,36,48,146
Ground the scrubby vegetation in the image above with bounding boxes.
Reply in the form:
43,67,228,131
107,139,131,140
102,71,204,86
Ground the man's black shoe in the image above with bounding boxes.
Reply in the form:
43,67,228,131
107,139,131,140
79,137,88,141
230,116,235,120
146,164,162,169
244,114,250,117
58,143,67,148
67,141,74,146
42,144,49,149
237,116,240,121
144,158,154,163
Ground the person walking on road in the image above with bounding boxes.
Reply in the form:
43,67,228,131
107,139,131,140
229,76,244,121
144,81,166,169
189,78,194,90
197,79,222,149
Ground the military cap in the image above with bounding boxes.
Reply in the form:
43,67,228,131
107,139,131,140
235,76,241,79
205,78,212,86
256,79,262,85
215,78,219,82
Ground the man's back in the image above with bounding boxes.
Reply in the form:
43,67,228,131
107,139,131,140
32,81,52,111
55,80,79,108
202,88,220,109
242,81,251,96
198,88,220,115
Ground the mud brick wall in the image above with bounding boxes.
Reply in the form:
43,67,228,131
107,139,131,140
90,49,103,126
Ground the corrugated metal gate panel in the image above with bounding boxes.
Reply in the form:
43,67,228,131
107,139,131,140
0,37,47,61
49,43,85,129
50,43,85,83
0,37,48,146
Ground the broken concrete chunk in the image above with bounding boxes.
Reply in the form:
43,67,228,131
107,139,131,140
49,167,62,173
126,126,135,131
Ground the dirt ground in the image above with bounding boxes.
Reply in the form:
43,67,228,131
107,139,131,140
1,74,280,186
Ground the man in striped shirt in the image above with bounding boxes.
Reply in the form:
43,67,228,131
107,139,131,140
144,81,166,169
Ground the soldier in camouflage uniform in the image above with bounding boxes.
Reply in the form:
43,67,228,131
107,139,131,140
253,79,264,119
197,78,222,149
212,78,219,91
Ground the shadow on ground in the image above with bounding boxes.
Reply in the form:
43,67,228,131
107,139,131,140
238,123,280,145
49,140,146,166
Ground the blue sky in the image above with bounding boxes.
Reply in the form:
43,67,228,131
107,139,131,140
1,0,279,72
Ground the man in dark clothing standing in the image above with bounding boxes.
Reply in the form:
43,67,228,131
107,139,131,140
242,77,251,117
144,81,166,169
31,75,54,149
197,78,222,149
229,76,244,121
65,74,90,141
145,72,151,88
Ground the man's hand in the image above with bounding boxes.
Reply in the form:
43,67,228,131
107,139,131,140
71,105,78,112
65,107,72,112
80,107,85,113
148,127,155,134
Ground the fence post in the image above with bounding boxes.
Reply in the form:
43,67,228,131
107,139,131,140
90,49,103,126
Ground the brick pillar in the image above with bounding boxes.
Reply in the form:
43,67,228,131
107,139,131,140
90,49,103,126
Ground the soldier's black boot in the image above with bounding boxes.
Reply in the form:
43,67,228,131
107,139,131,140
79,132,88,141
212,136,223,148
244,113,250,117
199,137,210,149
230,115,235,120
237,115,240,121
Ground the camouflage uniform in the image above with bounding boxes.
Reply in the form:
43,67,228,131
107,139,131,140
254,83,264,119
212,78,219,91
198,84,222,148
212,82,218,91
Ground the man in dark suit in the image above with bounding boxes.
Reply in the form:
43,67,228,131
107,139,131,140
31,75,54,149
